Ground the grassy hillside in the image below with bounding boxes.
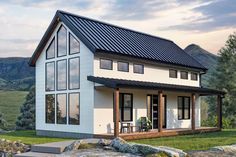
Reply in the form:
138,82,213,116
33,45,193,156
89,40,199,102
0,90,28,129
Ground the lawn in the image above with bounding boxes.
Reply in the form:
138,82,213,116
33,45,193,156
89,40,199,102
0,90,28,129
132,129,236,151
0,130,71,145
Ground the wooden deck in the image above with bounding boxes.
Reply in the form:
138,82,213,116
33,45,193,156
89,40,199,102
94,127,220,140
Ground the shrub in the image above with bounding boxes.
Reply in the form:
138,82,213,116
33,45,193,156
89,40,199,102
201,116,235,129
0,112,8,130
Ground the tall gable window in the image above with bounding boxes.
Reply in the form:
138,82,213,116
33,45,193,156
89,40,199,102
100,59,113,70
69,33,80,55
178,96,190,120
46,38,55,59
169,69,177,78
69,93,80,125
57,25,67,57
180,71,188,79
56,94,67,124
57,60,67,90
69,57,80,89
46,94,55,123
118,61,129,72
46,62,55,91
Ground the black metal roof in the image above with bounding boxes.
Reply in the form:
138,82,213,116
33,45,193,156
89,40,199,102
87,76,225,95
29,10,206,71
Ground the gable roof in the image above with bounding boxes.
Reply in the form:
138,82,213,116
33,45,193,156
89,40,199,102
29,10,207,71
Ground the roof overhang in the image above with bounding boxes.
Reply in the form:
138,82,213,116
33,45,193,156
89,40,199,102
87,76,225,96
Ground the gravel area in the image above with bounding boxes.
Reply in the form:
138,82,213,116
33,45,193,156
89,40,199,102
187,150,236,157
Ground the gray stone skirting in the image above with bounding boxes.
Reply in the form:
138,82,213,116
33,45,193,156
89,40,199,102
36,130,94,139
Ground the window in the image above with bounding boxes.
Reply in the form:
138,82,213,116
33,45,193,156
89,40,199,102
57,25,67,57
100,59,113,70
69,33,80,55
56,94,67,124
119,93,133,121
69,57,80,89
169,69,177,78
69,93,80,125
180,71,188,79
46,38,55,59
46,94,55,123
133,64,144,74
178,96,190,120
46,62,55,91
191,73,198,81
118,61,129,72
57,60,67,90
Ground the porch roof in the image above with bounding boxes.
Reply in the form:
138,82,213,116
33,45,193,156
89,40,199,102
87,76,225,95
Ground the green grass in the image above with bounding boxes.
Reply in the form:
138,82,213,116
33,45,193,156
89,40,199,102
132,129,236,151
0,130,71,145
0,90,28,128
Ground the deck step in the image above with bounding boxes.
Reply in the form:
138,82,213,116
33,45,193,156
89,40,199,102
15,151,58,157
31,140,75,154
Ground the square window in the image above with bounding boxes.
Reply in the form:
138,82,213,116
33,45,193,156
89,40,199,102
100,59,113,70
191,73,198,81
118,61,129,72
180,71,188,79
133,64,144,74
169,69,177,78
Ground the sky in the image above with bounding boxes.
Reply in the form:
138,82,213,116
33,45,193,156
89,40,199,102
0,0,235,57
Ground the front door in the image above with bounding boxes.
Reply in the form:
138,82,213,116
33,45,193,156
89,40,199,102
147,95,167,129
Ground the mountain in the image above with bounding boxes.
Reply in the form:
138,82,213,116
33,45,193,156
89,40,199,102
0,57,35,90
184,44,218,87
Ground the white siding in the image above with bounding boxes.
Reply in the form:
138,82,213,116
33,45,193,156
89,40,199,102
93,88,201,134
35,22,94,134
94,57,200,87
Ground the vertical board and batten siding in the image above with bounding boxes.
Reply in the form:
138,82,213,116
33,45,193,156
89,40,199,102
94,56,200,87
36,21,94,134
94,88,201,134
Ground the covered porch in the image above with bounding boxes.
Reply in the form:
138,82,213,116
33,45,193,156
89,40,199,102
88,76,225,140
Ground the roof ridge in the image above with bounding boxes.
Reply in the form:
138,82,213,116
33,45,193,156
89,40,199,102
57,10,173,43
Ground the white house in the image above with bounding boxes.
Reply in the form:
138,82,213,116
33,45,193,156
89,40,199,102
29,10,224,139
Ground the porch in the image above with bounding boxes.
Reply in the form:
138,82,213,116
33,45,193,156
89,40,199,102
88,76,225,140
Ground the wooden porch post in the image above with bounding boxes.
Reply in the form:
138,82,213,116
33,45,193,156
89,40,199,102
114,88,120,137
217,95,222,129
158,91,163,132
191,93,196,130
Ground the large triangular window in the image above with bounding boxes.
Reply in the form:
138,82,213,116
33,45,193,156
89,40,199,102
69,33,80,55
46,38,55,59
57,25,67,57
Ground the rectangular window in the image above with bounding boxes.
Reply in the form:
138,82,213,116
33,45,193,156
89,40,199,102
118,61,129,72
69,93,80,125
57,59,67,90
191,72,198,81
133,64,144,74
169,69,177,78
46,62,55,91
178,96,190,120
119,93,133,121
69,33,80,55
69,57,80,89
56,94,67,124
46,38,55,59
57,25,67,57
45,94,55,124
100,59,113,70
180,71,188,79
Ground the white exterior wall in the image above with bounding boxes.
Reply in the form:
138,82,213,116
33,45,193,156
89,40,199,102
93,88,201,134
35,22,94,134
94,56,200,87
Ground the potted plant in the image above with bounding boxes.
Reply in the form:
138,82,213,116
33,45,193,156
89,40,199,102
137,117,152,132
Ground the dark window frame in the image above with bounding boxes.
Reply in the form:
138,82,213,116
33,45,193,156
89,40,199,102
57,25,67,58
45,61,55,92
56,59,67,91
191,72,198,81
178,96,190,120
68,92,80,125
45,94,55,124
133,63,144,74
180,71,188,80
56,93,67,125
119,93,133,122
68,57,80,90
69,32,80,55
117,61,129,72
100,58,113,70
169,69,177,78
46,37,55,60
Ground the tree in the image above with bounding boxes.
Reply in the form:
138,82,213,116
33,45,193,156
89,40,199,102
0,112,7,129
16,86,35,130
207,32,236,127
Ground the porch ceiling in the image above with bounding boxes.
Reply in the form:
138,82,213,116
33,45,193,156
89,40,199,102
87,76,225,95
